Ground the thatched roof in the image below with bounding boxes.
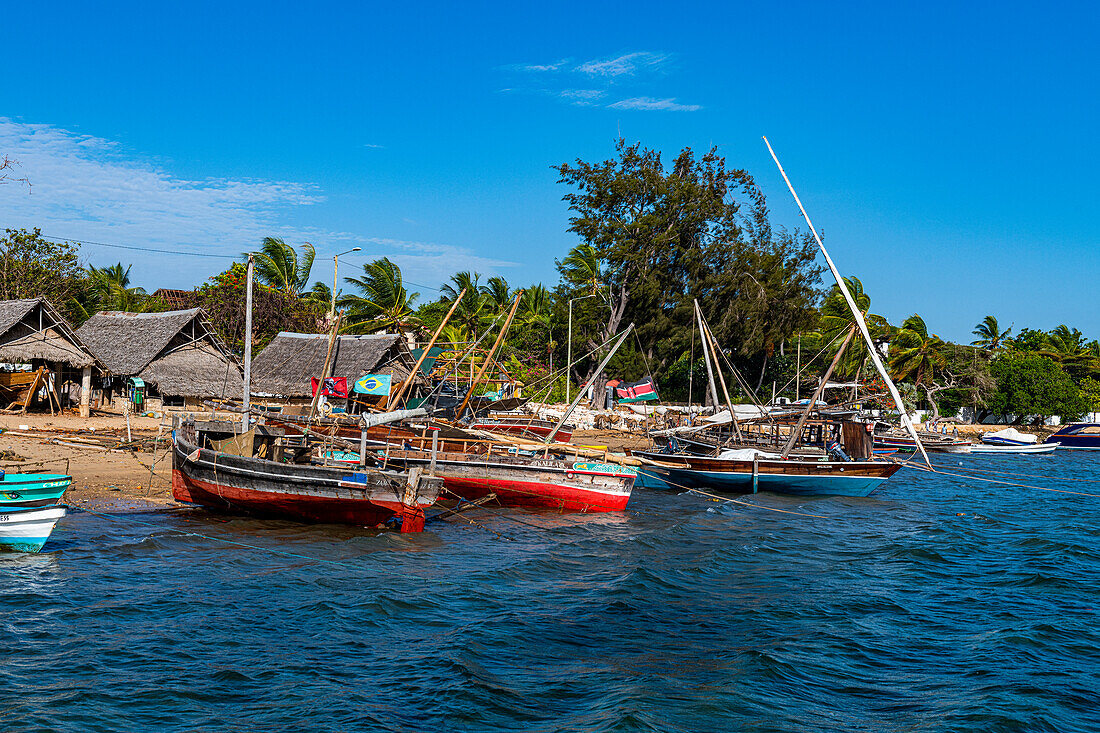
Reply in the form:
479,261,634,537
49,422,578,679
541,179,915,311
251,332,415,397
0,298,103,369
77,308,242,397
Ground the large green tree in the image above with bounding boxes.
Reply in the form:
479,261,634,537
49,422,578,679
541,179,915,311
554,139,820,393
988,352,1088,423
0,228,86,321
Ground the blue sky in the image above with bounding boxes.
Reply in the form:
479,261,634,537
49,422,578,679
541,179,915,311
1,1,1096,343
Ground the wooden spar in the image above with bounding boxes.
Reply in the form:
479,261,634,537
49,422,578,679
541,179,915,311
762,136,931,467
242,255,254,432
698,306,743,442
545,324,633,444
456,291,523,418
781,325,855,459
391,287,467,409
693,300,721,409
309,312,343,420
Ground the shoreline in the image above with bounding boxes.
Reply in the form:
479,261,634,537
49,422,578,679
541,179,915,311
0,412,1066,510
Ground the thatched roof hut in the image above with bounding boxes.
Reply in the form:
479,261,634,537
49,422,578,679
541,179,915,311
251,332,416,397
77,308,242,399
0,298,102,368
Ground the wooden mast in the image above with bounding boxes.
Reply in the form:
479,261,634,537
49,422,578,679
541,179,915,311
390,288,466,409
456,291,523,418
781,325,855,458
697,305,743,442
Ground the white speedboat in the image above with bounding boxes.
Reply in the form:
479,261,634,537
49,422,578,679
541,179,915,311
969,442,1058,455
981,427,1040,446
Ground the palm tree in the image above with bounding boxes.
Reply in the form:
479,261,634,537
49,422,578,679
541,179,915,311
483,276,512,313
440,271,489,338
303,281,333,310
558,244,605,297
1042,324,1088,361
815,277,890,378
339,257,419,333
80,262,151,315
889,314,946,386
246,237,315,296
971,315,1011,350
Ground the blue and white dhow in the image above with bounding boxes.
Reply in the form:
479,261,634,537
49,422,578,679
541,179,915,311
0,470,72,553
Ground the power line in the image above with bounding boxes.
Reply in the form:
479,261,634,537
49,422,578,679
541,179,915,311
41,233,239,259
41,232,449,292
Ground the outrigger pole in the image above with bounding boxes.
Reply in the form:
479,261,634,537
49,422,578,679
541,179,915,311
762,136,931,467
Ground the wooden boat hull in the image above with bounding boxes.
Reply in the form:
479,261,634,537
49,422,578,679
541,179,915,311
171,436,441,532
0,505,67,553
0,474,72,511
636,452,900,498
470,419,574,443
381,451,634,512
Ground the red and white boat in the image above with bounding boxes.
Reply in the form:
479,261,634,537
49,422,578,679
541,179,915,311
379,447,634,512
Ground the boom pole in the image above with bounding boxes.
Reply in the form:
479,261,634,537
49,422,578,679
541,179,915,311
762,136,930,467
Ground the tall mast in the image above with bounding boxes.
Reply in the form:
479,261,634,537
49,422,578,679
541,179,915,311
762,136,930,467
693,300,721,410
390,287,466,409
242,255,254,433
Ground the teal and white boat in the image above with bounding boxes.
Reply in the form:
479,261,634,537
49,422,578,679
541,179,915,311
0,505,68,552
0,472,72,511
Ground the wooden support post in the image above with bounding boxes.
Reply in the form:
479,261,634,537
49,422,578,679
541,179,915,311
80,366,92,418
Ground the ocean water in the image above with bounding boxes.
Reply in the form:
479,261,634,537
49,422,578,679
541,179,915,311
3,453,1100,732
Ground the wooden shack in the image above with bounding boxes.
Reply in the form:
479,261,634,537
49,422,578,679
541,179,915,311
77,308,242,410
0,298,104,416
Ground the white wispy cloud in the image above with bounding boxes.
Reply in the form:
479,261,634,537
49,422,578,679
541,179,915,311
0,118,516,292
576,52,671,77
362,143,385,149
512,59,571,72
558,89,606,106
504,51,698,110
607,97,702,112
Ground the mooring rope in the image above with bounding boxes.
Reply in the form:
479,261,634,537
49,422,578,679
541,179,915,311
889,457,1100,498
631,464,830,519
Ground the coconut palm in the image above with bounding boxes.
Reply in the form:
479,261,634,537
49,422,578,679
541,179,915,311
815,277,890,379
1042,324,1089,361
339,257,419,333
246,237,315,297
79,262,151,315
440,271,489,338
889,314,946,385
971,315,1011,350
483,276,512,313
558,243,605,297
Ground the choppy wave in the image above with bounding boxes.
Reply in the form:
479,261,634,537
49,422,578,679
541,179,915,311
3,453,1100,731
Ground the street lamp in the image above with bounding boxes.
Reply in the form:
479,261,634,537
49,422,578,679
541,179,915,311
331,247,362,316
566,293,596,404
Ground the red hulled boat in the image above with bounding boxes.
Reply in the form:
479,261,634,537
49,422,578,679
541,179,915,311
172,421,442,532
